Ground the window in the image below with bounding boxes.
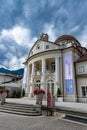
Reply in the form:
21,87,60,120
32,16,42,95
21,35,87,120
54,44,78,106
46,45,49,49
81,86,87,97
36,44,40,50
50,62,55,72
79,66,85,73
62,41,66,46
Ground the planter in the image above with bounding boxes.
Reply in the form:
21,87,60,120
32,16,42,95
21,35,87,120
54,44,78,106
36,93,43,105
1,92,7,100
0,91,8,105
1,92,7,104
57,97,63,102
0,93,2,100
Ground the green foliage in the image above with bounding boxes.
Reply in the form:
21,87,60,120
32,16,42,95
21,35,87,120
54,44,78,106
22,89,25,97
57,88,61,97
12,90,17,98
0,86,6,90
16,91,21,98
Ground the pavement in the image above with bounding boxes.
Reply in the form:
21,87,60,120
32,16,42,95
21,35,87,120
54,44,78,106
0,97,87,130
0,112,87,130
6,97,87,113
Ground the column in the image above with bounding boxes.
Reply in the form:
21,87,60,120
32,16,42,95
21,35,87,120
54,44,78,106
32,62,35,76
41,58,46,89
26,64,30,84
30,62,35,97
55,57,60,92
26,65,29,94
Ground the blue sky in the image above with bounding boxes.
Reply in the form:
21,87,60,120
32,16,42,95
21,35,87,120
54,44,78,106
0,0,87,69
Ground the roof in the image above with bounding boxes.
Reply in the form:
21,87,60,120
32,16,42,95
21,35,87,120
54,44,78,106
0,72,17,77
1,80,22,88
55,34,80,45
76,53,87,63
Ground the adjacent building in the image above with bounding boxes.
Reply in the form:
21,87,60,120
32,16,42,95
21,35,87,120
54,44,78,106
24,33,87,103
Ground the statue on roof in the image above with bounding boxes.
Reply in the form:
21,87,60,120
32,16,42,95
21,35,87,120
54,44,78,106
40,33,49,41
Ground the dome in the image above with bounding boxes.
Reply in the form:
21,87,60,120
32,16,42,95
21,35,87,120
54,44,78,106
55,34,80,45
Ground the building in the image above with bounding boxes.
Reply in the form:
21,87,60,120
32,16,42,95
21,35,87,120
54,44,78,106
75,54,87,102
24,33,87,102
1,80,22,97
0,73,22,97
0,73,18,85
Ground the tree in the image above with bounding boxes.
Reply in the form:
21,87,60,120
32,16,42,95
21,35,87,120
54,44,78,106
22,88,25,97
57,88,61,97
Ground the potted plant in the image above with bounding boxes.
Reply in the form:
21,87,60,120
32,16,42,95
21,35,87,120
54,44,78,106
33,88,45,104
57,88,63,102
0,87,9,104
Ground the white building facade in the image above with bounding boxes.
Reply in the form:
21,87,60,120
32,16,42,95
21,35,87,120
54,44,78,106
24,34,87,102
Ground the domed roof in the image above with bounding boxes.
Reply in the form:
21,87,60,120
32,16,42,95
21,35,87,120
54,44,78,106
55,34,80,45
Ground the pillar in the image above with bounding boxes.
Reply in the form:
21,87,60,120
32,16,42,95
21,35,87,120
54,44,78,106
30,62,35,97
41,58,46,89
55,57,60,92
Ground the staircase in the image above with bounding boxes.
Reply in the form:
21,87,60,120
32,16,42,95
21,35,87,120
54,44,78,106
0,102,42,116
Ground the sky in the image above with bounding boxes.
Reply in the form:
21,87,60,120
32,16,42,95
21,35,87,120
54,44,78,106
0,0,87,70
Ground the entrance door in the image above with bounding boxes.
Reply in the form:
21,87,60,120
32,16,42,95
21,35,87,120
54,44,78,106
46,80,54,96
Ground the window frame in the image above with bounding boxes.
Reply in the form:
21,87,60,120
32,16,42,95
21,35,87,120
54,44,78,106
46,45,49,49
81,86,87,97
79,66,85,73
36,44,40,50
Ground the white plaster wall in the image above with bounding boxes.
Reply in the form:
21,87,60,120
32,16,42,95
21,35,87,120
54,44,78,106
76,61,87,74
77,77,87,103
30,41,59,56
0,75,14,84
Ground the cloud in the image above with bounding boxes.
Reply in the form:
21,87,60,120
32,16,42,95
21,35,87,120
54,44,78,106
78,26,87,47
0,25,38,48
3,56,25,70
0,0,87,69
0,26,30,46
43,23,56,41
0,25,37,69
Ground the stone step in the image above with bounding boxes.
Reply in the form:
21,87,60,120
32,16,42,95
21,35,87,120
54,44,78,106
0,109,41,116
1,104,35,110
0,106,38,113
63,114,87,124
5,102,34,107
0,102,42,116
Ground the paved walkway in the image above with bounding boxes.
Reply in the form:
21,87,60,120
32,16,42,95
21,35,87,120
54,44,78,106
0,112,87,130
6,97,87,113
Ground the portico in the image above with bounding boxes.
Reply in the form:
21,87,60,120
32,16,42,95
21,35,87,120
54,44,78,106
27,55,61,97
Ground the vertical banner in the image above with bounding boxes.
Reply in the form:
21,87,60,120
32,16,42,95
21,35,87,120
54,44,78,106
22,66,27,91
64,55,74,94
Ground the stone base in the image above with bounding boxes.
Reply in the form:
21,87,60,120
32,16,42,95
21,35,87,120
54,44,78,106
42,109,65,117
35,104,41,113
78,97,87,103
64,95,77,102
57,97,63,102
